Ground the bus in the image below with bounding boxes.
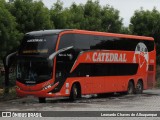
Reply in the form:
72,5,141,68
16,29,156,103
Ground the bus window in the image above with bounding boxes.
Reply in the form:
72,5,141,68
19,35,58,56
58,34,74,50
74,34,90,50
90,36,102,50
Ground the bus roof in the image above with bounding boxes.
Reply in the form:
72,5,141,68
26,29,154,41
26,29,71,36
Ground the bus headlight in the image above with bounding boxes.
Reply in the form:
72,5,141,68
43,84,52,90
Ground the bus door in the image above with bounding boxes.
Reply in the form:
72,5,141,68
54,49,75,93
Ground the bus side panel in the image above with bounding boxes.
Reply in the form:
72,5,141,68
58,77,90,95
90,77,105,94
146,50,156,89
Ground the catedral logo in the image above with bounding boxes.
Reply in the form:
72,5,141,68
133,42,149,71
92,52,127,62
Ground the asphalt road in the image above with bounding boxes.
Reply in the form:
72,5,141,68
0,89,160,119
0,89,160,111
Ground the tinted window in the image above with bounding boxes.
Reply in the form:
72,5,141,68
17,57,53,84
19,35,57,56
70,63,139,77
58,34,74,50
59,33,154,52
89,36,154,52
90,36,103,49
74,34,90,50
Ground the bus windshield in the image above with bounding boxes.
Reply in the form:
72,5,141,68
19,34,58,56
17,57,53,84
17,34,57,84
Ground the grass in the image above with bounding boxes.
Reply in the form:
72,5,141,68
0,87,18,102
0,83,18,102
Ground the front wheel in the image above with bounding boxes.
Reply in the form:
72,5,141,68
136,81,143,94
69,84,81,101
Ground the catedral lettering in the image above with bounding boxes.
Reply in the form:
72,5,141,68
92,52,127,62
11,29,155,103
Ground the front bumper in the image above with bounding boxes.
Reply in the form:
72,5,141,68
16,84,58,98
16,81,69,98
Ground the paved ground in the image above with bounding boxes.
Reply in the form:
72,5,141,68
0,89,160,111
0,89,160,119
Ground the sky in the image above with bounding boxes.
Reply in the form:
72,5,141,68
42,0,160,27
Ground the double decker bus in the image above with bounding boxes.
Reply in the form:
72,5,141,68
16,29,156,103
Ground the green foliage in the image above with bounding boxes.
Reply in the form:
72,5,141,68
66,3,85,29
130,8,160,38
1,0,160,65
50,0,123,32
83,0,102,31
8,0,54,33
120,26,131,34
130,8,160,64
0,0,22,61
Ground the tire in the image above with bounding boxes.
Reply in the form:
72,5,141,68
70,84,80,101
127,81,135,94
38,97,46,103
136,81,143,94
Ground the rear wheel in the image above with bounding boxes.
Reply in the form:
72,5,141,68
127,81,134,94
70,84,81,101
38,97,46,103
136,81,143,94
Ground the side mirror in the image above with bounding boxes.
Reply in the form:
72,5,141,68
47,46,73,67
5,51,17,67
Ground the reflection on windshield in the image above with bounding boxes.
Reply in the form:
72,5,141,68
17,58,52,84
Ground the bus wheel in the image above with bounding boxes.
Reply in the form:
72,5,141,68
70,84,80,101
136,80,143,94
38,97,46,103
127,81,134,94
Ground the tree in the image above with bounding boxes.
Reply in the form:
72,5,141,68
83,0,102,31
50,0,67,29
65,3,85,29
8,0,54,33
50,0,123,33
130,8,160,64
100,5,123,32
130,8,160,37
0,0,21,62
0,0,22,94
120,26,131,34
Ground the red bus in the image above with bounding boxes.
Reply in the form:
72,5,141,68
16,29,156,103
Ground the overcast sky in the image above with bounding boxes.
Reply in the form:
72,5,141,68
42,0,160,26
